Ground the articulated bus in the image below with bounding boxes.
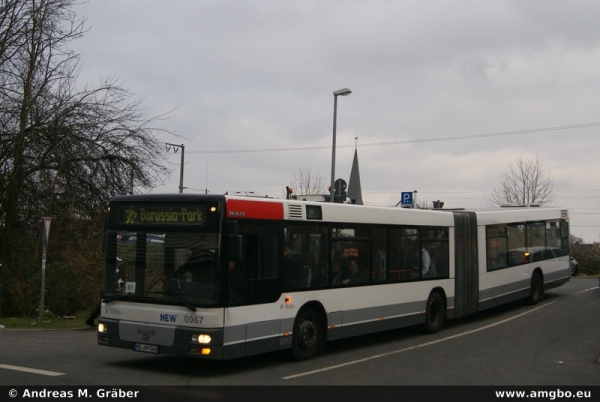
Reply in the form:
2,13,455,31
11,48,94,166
97,194,570,360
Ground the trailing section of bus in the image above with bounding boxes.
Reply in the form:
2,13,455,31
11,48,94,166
96,190,571,361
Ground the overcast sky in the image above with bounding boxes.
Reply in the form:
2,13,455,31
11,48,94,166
71,0,600,242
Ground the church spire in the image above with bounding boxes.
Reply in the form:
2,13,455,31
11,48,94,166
347,137,363,205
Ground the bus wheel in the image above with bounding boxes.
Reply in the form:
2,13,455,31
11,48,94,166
424,292,444,334
526,272,543,305
291,308,323,361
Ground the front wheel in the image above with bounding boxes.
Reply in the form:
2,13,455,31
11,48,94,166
423,292,445,334
290,308,323,361
526,272,544,305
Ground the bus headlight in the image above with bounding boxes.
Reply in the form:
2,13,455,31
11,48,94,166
98,323,107,333
191,334,211,344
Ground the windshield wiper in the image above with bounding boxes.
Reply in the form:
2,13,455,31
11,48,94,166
146,290,197,312
103,294,134,303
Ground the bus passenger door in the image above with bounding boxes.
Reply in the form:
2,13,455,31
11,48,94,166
236,223,281,303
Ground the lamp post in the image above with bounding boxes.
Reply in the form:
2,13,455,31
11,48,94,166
165,143,185,193
330,87,352,202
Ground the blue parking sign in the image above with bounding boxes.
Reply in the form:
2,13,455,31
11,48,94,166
401,192,413,206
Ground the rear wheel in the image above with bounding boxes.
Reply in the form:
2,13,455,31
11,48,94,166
526,272,543,305
290,308,323,361
423,292,444,334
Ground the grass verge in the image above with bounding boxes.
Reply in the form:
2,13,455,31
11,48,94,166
0,313,91,330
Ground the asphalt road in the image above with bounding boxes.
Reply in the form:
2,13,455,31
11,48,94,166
0,278,598,387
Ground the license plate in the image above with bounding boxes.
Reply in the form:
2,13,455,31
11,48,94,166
133,343,158,354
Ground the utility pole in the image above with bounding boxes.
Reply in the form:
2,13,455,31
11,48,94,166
165,143,185,193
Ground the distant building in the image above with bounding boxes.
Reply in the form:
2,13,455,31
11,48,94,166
572,243,600,255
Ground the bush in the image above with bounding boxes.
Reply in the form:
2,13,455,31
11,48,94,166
572,251,600,276
0,217,104,318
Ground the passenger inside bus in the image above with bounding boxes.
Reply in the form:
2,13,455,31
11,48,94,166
488,252,506,269
421,248,431,277
331,260,345,285
342,257,368,285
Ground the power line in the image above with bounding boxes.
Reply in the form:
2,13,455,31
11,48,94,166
184,121,600,155
364,192,600,201
366,189,600,194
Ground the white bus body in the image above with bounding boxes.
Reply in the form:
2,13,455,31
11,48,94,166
97,195,569,360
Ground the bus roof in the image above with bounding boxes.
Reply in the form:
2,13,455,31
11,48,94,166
108,193,567,227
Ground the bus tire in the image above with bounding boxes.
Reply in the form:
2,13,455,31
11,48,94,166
290,308,323,361
423,291,444,334
526,272,544,305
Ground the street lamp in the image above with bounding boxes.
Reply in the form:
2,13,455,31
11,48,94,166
330,87,352,203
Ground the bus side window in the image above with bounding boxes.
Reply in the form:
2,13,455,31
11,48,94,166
389,228,417,282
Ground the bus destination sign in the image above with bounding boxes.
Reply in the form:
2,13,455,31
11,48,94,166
113,204,208,226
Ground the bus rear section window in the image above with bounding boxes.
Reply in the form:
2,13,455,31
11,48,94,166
486,220,571,271
561,220,570,252
527,222,545,249
487,225,508,270
546,221,562,250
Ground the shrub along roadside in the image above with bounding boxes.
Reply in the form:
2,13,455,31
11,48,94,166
572,251,600,277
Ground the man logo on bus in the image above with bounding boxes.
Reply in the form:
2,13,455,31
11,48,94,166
126,208,137,224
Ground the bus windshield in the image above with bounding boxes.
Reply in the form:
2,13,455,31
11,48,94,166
103,230,222,306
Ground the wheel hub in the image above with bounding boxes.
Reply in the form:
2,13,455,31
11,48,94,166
298,320,317,349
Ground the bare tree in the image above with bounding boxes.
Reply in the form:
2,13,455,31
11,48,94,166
415,198,430,209
0,0,29,71
0,1,171,229
570,234,583,246
0,0,173,317
488,153,554,207
288,166,327,196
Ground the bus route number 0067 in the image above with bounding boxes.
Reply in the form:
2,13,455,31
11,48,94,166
184,316,204,324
